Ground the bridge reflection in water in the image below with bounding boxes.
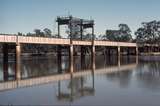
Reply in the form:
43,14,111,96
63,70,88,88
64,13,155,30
0,55,138,96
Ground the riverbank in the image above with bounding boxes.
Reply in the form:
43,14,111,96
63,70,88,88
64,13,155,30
140,52,160,56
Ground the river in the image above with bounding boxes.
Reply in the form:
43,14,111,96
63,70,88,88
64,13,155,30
0,55,160,106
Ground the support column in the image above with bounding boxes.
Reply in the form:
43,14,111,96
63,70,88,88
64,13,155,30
92,21,95,70
118,46,120,67
136,47,138,65
69,16,73,73
16,43,21,80
3,44,9,81
81,46,85,69
58,23,60,38
69,16,73,40
80,19,83,40
92,26,94,41
58,45,62,73
127,47,130,62
108,47,110,56
91,45,95,70
136,47,138,56
69,45,74,73
127,47,130,55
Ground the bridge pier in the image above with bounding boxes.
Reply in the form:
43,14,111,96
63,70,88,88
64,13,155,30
69,45,74,73
57,45,62,73
118,46,121,57
3,44,9,81
127,47,130,55
136,47,138,56
81,46,86,70
118,46,121,67
81,46,85,62
15,43,21,80
92,45,95,70
107,47,111,56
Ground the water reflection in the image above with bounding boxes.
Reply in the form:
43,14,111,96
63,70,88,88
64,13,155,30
57,72,95,102
0,54,138,81
136,59,160,90
106,70,133,88
1,55,160,105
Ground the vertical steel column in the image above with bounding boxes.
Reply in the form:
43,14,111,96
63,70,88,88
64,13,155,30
58,23,60,38
80,19,83,40
92,26,94,41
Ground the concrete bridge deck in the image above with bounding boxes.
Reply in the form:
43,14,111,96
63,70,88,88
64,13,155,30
0,35,137,47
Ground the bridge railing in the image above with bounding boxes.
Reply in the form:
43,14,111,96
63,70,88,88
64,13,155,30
0,35,137,47
18,36,70,45
0,35,17,43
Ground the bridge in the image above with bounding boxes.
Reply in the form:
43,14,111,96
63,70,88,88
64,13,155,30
0,16,138,74
0,34,138,73
0,35,136,47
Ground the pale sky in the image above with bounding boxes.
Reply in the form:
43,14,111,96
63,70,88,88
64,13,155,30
0,0,160,38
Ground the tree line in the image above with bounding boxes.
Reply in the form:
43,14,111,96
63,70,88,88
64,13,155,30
16,20,160,44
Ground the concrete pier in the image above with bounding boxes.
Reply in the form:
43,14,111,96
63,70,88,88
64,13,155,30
91,45,95,70
58,45,62,73
70,45,74,73
3,44,9,81
15,43,21,80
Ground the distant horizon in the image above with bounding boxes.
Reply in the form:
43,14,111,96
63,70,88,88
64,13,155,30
1,0,160,38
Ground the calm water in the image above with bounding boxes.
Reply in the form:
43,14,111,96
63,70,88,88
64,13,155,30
0,55,160,106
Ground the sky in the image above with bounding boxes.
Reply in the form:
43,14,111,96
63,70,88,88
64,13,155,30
0,0,160,37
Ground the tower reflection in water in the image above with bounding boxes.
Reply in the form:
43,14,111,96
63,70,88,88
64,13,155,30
57,54,95,102
57,71,95,102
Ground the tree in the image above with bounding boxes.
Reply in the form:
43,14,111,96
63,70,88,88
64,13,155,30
43,28,52,37
17,32,23,36
135,28,146,43
135,20,160,44
104,24,132,42
118,24,132,42
26,32,33,36
105,30,119,41
34,29,44,37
